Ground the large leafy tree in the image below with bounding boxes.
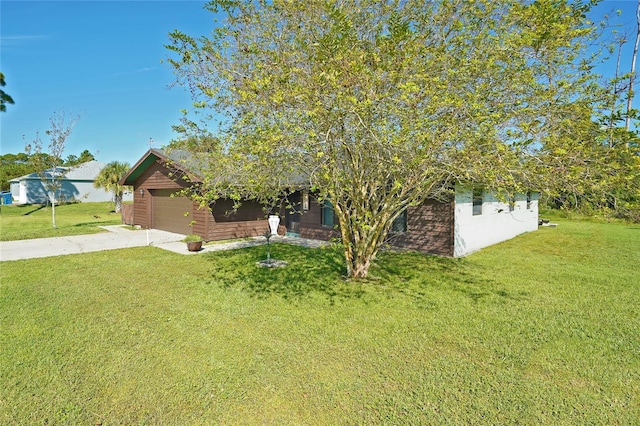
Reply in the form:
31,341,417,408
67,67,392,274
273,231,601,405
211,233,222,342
93,161,131,213
167,0,600,278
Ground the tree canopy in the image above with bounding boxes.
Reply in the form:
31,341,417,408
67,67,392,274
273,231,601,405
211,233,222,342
65,150,96,167
0,153,31,191
167,0,620,277
0,72,15,112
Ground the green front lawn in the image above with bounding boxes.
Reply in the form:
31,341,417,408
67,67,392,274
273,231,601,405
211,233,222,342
0,202,122,241
1,218,639,424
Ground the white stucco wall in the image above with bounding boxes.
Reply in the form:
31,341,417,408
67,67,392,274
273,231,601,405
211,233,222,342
69,182,133,203
61,180,111,203
10,181,21,203
454,186,539,257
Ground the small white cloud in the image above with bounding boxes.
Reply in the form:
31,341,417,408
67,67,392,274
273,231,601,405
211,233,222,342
113,67,156,76
0,35,49,45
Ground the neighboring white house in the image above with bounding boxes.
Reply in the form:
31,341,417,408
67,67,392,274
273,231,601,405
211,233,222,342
9,160,133,205
454,186,539,257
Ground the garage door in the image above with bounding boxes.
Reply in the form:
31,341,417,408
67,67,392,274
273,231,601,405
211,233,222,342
151,189,193,235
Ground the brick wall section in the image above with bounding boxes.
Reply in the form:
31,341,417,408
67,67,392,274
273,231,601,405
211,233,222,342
297,195,454,257
385,199,454,257
299,197,340,241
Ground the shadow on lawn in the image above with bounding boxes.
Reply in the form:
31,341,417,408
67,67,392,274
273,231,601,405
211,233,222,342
205,244,360,303
19,204,47,216
73,220,119,227
373,251,527,304
374,252,507,302
205,244,526,305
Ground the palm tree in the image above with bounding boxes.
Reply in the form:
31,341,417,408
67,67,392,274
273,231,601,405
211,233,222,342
94,161,131,213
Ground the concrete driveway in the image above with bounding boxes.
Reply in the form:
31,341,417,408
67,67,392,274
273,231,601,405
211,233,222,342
0,226,187,262
0,225,329,262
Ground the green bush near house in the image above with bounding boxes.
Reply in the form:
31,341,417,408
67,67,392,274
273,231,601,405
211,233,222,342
182,234,202,243
0,218,638,424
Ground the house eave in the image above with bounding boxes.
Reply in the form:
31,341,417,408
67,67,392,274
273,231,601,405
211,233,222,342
120,148,203,186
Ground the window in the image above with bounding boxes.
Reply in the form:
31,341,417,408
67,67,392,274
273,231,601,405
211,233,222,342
472,188,483,216
526,191,532,210
321,199,334,227
391,210,407,233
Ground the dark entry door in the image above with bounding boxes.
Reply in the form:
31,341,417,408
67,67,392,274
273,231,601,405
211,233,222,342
285,192,301,236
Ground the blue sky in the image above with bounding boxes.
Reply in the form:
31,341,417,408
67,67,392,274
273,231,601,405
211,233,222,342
1,0,214,165
1,1,638,166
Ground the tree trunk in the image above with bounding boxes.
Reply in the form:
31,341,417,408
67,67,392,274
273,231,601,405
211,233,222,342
50,191,57,229
335,205,391,279
114,191,123,213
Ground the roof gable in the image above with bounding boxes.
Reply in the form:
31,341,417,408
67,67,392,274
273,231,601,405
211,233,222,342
120,148,201,186
120,148,309,189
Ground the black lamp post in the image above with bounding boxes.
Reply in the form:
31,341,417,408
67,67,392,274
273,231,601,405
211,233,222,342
264,228,272,261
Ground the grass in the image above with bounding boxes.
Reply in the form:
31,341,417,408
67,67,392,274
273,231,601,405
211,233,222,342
1,217,639,424
0,202,122,241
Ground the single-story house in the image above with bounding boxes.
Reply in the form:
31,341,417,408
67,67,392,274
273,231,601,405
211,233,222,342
9,160,133,205
120,149,538,257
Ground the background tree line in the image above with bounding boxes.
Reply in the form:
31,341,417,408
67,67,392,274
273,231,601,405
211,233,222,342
0,149,95,191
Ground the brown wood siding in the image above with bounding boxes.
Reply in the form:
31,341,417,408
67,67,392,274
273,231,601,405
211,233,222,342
207,220,270,240
132,161,188,230
205,199,269,241
151,189,194,235
139,161,187,190
386,199,454,256
133,189,149,228
120,204,134,225
191,206,214,238
211,199,266,222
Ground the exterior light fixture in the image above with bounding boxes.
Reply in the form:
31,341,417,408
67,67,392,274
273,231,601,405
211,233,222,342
302,190,309,211
139,188,144,197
